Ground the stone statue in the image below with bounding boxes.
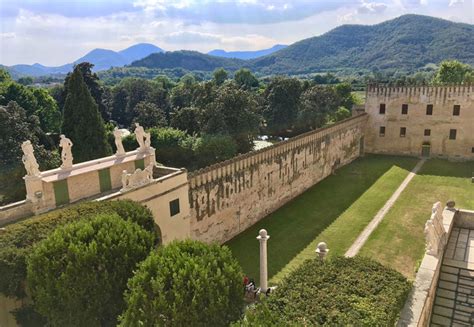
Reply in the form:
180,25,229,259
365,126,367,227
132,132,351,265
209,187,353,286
21,140,40,177
144,132,151,150
114,127,126,156
59,134,74,169
424,201,447,257
120,162,155,191
134,123,146,151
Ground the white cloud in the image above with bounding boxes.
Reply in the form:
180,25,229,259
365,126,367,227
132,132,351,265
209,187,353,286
163,31,221,43
0,32,16,39
357,1,388,14
449,0,464,6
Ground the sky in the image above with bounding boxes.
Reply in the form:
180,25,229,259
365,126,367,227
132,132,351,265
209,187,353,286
0,0,472,66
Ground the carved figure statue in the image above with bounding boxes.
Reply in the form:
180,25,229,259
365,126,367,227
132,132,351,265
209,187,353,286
21,140,40,177
144,132,151,150
114,127,126,156
134,123,146,151
59,134,74,169
424,201,447,257
120,162,155,191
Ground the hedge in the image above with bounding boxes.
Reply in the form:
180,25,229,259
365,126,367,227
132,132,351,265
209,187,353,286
27,213,155,326
239,256,412,326
120,240,244,327
0,200,156,298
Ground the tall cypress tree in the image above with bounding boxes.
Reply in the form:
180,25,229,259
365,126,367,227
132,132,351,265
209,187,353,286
61,67,111,163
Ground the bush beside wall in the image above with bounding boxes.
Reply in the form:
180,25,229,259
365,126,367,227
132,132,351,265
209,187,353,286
0,200,156,298
239,256,412,326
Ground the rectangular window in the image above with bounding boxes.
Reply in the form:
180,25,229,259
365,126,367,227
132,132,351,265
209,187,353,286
379,103,386,114
453,105,460,116
379,126,385,137
424,129,431,136
449,129,457,140
426,104,433,115
471,147,474,153
400,127,406,137
401,104,408,115
169,198,180,216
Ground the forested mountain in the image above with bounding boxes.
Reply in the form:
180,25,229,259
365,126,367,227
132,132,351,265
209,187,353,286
249,15,474,74
6,43,163,77
130,15,473,75
130,51,244,71
208,44,287,60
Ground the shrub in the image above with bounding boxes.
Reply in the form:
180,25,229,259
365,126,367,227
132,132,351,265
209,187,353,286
0,200,156,298
193,134,237,168
149,127,195,168
120,240,244,327
27,213,155,326
239,256,411,326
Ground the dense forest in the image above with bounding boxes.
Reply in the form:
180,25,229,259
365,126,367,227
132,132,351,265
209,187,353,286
0,64,359,205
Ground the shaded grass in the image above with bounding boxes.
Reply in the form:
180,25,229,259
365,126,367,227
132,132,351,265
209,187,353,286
225,154,419,283
359,159,474,279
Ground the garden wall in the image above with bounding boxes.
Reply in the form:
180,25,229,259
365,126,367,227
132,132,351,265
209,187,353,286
188,114,368,244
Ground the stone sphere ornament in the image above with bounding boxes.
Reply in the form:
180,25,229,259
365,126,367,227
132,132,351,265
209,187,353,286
315,242,329,260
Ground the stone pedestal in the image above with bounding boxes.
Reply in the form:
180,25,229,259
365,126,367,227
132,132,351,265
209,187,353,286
23,175,43,204
257,229,270,293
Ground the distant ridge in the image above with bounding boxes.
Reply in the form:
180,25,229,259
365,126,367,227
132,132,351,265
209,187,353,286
6,43,164,77
208,44,287,60
131,15,474,75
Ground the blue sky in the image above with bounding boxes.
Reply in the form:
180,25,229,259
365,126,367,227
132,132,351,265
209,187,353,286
0,0,472,66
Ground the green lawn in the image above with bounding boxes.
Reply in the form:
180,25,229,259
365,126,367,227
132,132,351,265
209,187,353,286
359,159,474,279
225,154,419,283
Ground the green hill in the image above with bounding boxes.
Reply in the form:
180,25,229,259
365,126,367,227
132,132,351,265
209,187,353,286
249,14,474,74
130,15,473,76
130,50,244,71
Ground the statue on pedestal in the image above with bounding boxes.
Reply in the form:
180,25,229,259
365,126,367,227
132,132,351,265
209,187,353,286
114,127,126,156
21,140,40,177
59,135,74,169
134,123,146,151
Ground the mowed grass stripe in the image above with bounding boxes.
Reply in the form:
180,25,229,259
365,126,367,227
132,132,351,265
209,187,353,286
359,159,474,279
271,163,416,283
225,154,418,283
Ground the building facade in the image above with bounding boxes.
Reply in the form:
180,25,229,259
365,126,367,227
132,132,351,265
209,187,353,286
365,85,474,160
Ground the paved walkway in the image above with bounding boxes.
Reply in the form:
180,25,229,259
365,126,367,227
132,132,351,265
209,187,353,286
431,227,474,326
345,158,426,257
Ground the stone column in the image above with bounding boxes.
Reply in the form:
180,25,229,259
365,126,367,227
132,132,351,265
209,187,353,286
257,229,270,292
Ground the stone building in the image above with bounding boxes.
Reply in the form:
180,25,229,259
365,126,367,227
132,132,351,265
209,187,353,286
364,85,474,160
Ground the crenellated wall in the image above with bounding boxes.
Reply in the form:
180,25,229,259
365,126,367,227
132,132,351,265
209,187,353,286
365,85,474,160
188,114,368,244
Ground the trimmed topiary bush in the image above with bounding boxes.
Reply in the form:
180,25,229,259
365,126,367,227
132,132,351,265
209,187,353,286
120,240,244,327
239,256,411,326
27,213,155,326
0,200,156,298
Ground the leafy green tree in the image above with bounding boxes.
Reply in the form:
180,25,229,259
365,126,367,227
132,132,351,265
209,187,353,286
297,85,340,131
62,67,111,163
193,134,237,168
27,213,155,327
0,82,38,116
120,240,243,327
433,60,474,84
213,67,228,85
132,101,167,129
202,84,261,152
63,62,110,120
149,127,195,167
170,79,197,109
32,88,61,133
17,77,34,86
111,86,130,126
170,106,201,135
234,68,259,89
334,82,356,110
154,75,176,90
263,77,302,135
0,68,11,83
332,106,352,121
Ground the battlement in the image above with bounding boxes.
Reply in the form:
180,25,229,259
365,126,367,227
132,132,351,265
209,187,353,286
366,84,473,101
188,113,368,189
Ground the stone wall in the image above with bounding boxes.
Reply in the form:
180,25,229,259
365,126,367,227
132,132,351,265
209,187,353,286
365,85,474,160
188,114,368,244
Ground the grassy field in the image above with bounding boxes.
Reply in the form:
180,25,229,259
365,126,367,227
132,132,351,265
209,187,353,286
360,159,474,279
225,154,419,283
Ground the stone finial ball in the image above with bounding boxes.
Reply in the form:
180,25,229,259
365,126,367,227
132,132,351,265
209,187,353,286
317,242,328,252
446,200,456,208
259,229,268,238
